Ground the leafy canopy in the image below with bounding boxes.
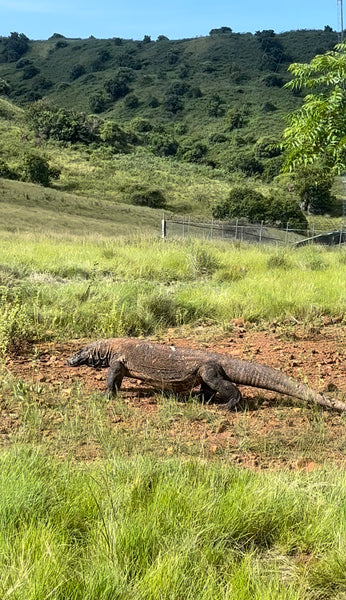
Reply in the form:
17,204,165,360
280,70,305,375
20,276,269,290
282,41,346,174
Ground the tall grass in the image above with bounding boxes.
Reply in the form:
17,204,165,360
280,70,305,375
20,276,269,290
1,235,345,350
0,447,345,599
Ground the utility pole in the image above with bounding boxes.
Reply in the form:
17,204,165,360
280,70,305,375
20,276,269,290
337,0,344,41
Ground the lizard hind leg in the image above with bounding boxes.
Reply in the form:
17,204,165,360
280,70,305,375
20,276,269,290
106,360,126,397
199,363,242,410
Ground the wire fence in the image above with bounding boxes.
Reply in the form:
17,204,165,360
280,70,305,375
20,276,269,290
162,216,346,247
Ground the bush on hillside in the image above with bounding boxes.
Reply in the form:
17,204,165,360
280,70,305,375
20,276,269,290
89,92,109,114
70,64,86,81
207,95,225,117
149,134,179,157
225,108,247,131
235,155,264,176
263,74,284,87
209,27,232,35
293,167,336,215
21,153,61,187
130,117,152,132
3,32,29,62
180,142,208,163
25,100,101,144
164,94,183,114
255,136,282,159
99,120,131,151
212,187,307,229
104,77,130,101
124,94,139,109
22,65,40,80
129,187,167,209
262,156,284,182
0,159,18,180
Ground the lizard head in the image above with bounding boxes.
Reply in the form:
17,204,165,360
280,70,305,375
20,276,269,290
67,341,110,368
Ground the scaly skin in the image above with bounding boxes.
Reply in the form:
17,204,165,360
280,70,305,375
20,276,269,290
67,338,346,412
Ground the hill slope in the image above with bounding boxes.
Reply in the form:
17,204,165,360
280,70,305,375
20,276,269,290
0,29,338,171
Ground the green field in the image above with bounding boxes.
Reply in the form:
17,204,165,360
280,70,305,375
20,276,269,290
0,448,345,600
1,231,345,353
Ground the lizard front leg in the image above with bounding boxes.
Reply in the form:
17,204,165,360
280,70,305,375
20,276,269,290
199,362,242,410
106,360,126,396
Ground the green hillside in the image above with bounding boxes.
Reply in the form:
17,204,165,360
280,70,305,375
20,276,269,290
0,28,338,172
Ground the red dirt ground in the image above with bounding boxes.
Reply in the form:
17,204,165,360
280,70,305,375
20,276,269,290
4,320,346,468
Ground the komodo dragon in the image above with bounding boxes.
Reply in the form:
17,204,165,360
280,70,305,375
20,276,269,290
67,338,346,412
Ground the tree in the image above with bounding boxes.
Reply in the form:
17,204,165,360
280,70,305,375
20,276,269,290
212,187,307,229
25,100,100,144
104,76,130,101
282,41,346,174
293,166,335,214
22,153,60,187
3,32,29,62
70,64,86,81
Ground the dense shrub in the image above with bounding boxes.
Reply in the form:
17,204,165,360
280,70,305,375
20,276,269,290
25,100,101,144
130,117,152,132
32,76,53,91
70,64,86,81
255,136,282,159
164,95,183,113
207,95,225,117
212,186,307,229
235,155,264,176
225,108,247,131
21,153,60,186
168,82,191,96
181,142,208,163
3,32,29,62
209,133,228,144
124,94,139,109
293,167,336,214
262,156,284,182
150,134,179,157
209,26,232,35
0,159,17,179
99,120,131,151
104,77,130,101
89,92,109,114
147,96,160,108
263,74,284,87
129,187,167,208
22,65,39,80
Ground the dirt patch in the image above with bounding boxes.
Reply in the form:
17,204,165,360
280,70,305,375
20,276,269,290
3,322,346,469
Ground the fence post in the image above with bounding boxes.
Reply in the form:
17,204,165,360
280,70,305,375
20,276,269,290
182,219,185,238
210,218,214,239
235,219,238,240
339,225,343,247
259,220,263,243
161,214,167,239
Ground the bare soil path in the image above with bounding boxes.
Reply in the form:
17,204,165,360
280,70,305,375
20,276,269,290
3,321,346,469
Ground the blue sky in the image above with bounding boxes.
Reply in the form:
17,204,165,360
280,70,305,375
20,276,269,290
0,0,340,40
